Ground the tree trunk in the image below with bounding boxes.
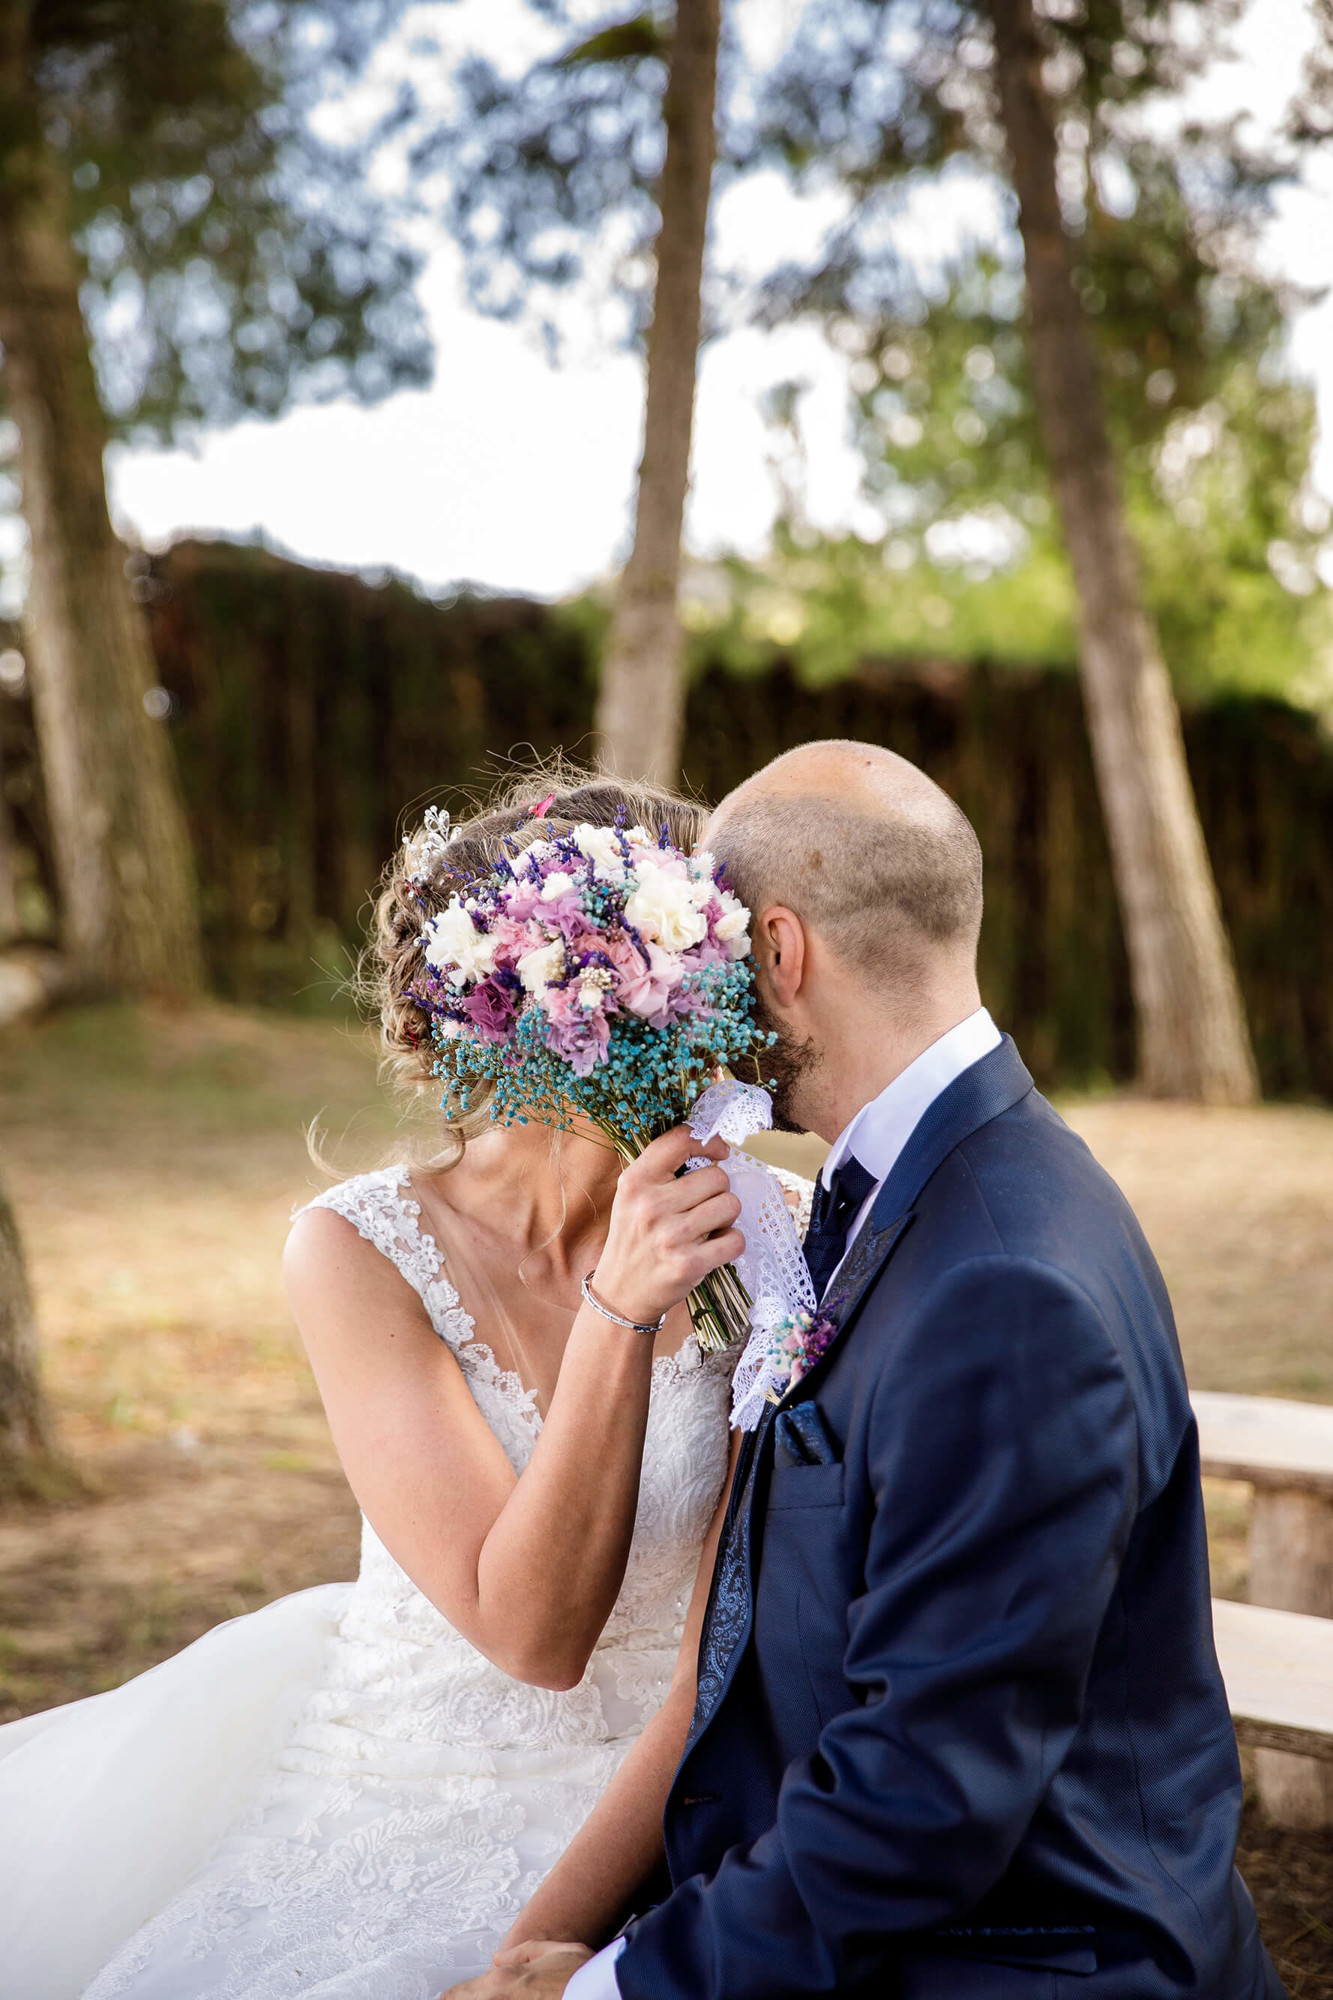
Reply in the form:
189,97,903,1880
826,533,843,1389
0,10,203,997
0,1162,54,1480
594,0,721,786
987,0,1258,1103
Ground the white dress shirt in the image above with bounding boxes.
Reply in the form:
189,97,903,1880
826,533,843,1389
816,1005,1001,1293
563,1007,1001,2000
565,1934,625,2000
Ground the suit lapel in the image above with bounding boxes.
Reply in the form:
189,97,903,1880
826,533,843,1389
810,1211,914,1349
684,1037,1035,1751
780,1035,1035,1403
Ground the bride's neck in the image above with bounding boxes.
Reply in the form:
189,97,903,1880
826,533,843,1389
438,1116,621,1253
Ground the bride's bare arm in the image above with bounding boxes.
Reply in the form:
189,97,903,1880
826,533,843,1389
283,1129,741,1693
493,1432,743,1953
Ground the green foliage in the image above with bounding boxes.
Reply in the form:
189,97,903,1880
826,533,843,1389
724,291,1331,704
559,14,671,66
1126,368,1332,702
421,0,1329,705
416,4,671,340
26,0,432,438
684,450,1333,707
830,253,1331,701
746,0,1261,204
743,0,1331,706
683,531,1080,684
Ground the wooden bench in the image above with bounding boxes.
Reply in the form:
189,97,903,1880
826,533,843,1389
1193,1391,1333,1829
1211,1599,1333,1764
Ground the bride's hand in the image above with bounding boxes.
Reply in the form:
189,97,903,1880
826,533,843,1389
437,1940,592,1998
590,1128,743,1330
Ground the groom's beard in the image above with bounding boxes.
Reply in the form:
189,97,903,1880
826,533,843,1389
750,992,820,1134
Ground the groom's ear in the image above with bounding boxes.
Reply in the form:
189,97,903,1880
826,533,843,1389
757,906,806,1006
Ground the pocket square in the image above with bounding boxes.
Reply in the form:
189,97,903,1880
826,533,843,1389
774,1402,840,1467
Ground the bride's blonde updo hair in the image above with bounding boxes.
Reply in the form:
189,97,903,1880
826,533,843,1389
365,763,709,1168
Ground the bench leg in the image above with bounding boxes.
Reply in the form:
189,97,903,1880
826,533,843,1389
1248,1487,1333,1831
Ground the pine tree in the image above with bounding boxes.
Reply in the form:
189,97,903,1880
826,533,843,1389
427,3,721,784
987,0,1256,1100
0,0,430,998
0,0,430,1476
748,0,1268,1100
595,1,720,785
0,1163,56,1492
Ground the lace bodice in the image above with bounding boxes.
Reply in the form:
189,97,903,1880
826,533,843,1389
78,1161,810,2000
306,1164,741,1729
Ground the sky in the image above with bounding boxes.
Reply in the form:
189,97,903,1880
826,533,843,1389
106,0,1333,604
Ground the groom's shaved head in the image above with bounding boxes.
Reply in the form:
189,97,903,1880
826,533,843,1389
708,741,983,983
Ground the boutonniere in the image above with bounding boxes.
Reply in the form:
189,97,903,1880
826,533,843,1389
766,1311,838,1400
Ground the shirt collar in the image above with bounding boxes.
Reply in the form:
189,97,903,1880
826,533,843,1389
820,1007,1002,1192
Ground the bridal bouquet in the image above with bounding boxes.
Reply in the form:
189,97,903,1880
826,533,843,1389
406,810,771,1351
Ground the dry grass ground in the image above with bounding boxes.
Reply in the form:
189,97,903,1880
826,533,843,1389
1,1005,1330,1987
0,1003,397,1715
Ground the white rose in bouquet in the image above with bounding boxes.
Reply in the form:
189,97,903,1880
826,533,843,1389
422,900,499,986
624,858,709,952
517,940,566,996
574,824,628,882
714,901,752,959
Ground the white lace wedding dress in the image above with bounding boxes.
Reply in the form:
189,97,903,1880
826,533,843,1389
0,1166,762,2000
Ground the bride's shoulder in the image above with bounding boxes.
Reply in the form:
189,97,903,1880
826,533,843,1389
284,1165,450,1327
296,1163,413,1224
288,1165,423,1267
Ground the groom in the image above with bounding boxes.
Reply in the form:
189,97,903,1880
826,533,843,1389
466,740,1283,1998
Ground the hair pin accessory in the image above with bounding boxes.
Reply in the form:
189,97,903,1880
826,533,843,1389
402,806,455,887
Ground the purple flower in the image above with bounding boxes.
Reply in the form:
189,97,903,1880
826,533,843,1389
789,1317,837,1384
767,1312,839,1392
460,977,518,1043
543,1006,610,1075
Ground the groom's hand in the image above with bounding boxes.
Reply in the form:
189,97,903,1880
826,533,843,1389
438,1941,592,2000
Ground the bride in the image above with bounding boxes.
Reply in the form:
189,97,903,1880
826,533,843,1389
0,772,807,2000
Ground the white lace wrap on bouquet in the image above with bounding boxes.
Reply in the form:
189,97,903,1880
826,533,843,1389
687,1081,817,1431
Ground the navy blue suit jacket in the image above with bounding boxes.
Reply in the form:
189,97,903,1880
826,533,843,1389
617,1038,1282,2000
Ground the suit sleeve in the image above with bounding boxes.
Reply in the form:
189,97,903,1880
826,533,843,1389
616,1255,1139,2000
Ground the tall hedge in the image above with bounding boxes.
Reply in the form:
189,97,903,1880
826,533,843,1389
6,536,1331,1097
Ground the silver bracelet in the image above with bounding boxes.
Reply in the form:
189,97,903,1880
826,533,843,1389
580,1270,666,1335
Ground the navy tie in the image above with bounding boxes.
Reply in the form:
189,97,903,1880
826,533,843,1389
804,1155,877,1302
